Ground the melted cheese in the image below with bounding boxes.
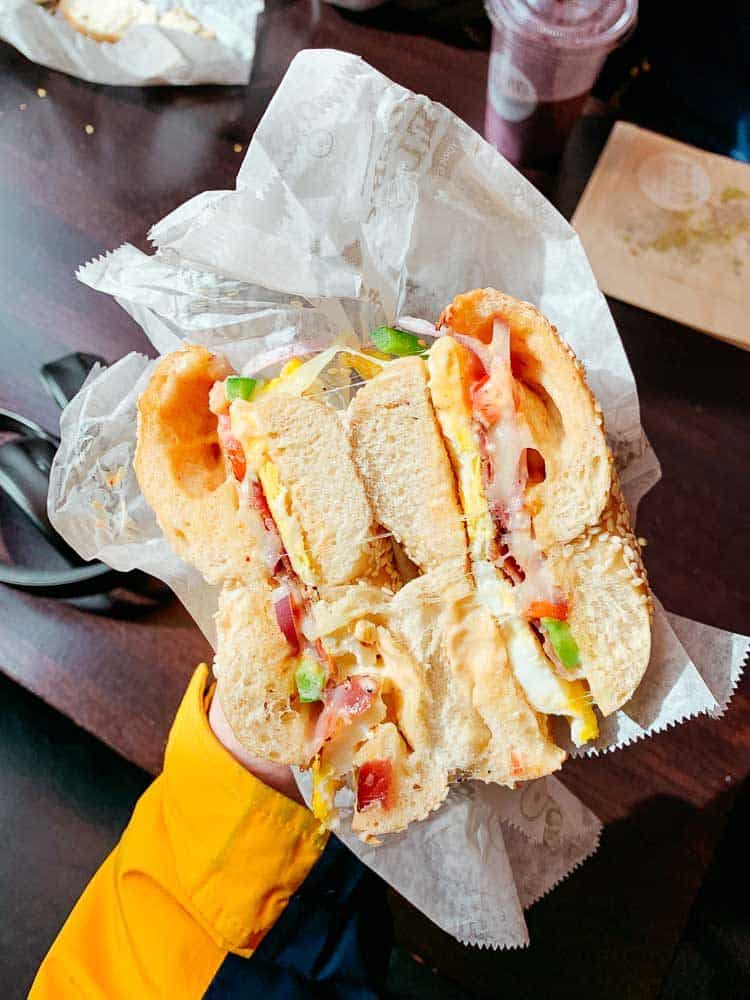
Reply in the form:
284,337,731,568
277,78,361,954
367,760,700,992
302,582,391,642
473,558,516,621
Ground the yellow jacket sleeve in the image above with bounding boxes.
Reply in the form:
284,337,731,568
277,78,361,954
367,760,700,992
30,664,328,1000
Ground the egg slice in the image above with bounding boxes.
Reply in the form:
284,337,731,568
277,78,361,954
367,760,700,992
474,561,598,746
311,758,340,828
428,362,494,562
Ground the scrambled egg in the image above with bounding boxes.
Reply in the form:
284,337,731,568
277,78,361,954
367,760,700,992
431,372,495,563
230,358,320,585
311,757,339,829
261,357,305,395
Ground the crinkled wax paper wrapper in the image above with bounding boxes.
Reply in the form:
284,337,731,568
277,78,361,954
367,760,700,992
48,50,749,948
0,0,263,86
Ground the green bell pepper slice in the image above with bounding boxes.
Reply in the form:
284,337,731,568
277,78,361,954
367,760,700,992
370,326,427,357
225,375,260,402
541,617,581,670
295,656,327,703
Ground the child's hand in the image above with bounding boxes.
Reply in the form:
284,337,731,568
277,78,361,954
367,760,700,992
208,691,305,805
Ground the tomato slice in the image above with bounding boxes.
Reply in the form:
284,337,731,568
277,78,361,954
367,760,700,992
217,414,246,481
248,479,276,530
357,758,394,812
525,599,569,621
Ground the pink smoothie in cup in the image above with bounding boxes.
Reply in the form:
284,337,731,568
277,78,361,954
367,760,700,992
484,0,637,169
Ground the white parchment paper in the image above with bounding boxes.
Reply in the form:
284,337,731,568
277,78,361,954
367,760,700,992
48,50,749,947
0,1,263,86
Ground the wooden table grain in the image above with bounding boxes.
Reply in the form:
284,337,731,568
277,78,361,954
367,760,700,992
1,3,748,996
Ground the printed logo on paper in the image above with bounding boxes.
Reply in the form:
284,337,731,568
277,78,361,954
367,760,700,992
307,129,334,159
488,52,537,124
519,780,564,849
637,153,712,212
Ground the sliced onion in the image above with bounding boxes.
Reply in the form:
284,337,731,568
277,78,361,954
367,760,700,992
394,316,437,338
271,584,300,653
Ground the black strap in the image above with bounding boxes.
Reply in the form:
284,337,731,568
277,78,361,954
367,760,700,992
0,355,164,603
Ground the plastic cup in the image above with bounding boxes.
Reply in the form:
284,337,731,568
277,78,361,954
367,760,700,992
484,0,638,169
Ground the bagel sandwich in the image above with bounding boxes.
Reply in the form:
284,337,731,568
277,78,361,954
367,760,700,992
133,294,652,837
134,336,568,838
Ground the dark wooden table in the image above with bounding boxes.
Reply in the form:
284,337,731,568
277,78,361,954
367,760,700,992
1,3,748,996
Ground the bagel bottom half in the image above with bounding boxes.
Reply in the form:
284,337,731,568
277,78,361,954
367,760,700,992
546,482,652,717
214,578,309,764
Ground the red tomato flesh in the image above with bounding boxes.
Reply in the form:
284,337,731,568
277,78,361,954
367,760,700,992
525,599,569,621
510,751,524,778
357,758,394,812
217,414,246,482
248,479,278,535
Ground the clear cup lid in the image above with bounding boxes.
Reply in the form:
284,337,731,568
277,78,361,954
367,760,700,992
485,0,638,50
